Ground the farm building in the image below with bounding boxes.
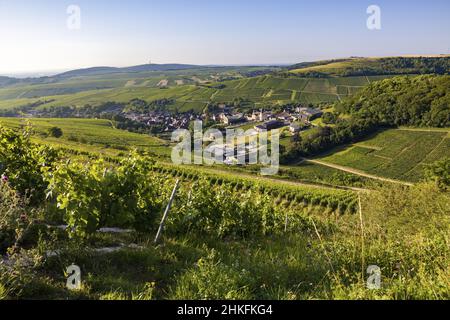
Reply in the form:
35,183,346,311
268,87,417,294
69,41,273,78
255,120,286,132
296,107,323,121
222,113,247,125
289,123,301,133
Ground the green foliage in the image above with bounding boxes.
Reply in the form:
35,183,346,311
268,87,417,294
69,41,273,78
337,75,450,127
45,153,169,237
47,126,63,138
153,164,357,214
290,57,450,77
169,250,252,299
168,180,286,238
322,112,337,124
0,283,6,300
319,130,450,182
281,117,380,162
0,125,59,202
425,157,450,191
283,75,450,162
0,118,171,159
0,180,28,253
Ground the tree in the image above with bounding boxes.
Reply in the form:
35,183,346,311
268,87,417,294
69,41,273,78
425,158,450,191
322,112,337,124
48,126,63,138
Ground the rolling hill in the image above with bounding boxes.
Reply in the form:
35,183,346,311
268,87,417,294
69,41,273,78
289,56,450,77
0,74,392,114
0,56,448,115
54,63,203,79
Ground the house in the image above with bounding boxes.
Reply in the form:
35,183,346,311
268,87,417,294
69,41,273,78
275,112,291,121
254,120,286,132
251,109,271,122
223,113,246,125
254,124,266,132
297,107,323,121
289,123,301,133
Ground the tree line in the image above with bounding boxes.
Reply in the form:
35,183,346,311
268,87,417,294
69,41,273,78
281,75,449,163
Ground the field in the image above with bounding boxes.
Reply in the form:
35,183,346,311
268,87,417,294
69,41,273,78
0,74,390,114
1,119,449,301
1,118,447,188
0,117,172,158
317,129,450,182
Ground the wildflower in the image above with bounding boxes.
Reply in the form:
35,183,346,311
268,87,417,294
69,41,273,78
1,174,8,183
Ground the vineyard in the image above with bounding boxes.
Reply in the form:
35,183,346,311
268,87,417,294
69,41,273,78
0,74,393,114
151,164,358,214
318,129,450,182
0,117,171,159
0,120,449,300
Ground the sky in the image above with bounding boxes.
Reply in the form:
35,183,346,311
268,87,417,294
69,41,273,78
0,0,449,75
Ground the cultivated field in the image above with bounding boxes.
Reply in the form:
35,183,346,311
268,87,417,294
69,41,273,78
0,75,390,113
0,117,171,158
317,129,450,182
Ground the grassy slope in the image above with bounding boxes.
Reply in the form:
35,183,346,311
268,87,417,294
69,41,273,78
316,129,450,182
0,117,172,158
10,181,450,300
0,75,391,113
290,58,382,74
289,56,450,75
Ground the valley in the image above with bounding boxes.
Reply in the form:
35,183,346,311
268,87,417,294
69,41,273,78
0,56,449,301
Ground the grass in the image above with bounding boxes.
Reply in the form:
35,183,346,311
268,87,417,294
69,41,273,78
290,58,381,75
0,117,172,158
3,181,449,300
318,129,450,182
0,117,449,300
0,74,392,113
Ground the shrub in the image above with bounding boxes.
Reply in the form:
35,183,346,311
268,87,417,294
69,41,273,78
0,125,59,203
47,127,63,138
167,180,308,238
45,152,171,237
0,180,33,254
424,157,450,191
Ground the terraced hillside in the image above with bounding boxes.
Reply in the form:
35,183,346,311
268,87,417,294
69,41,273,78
289,56,450,76
0,75,391,114
2,56,448,114
316,129,450,182
0,117,171,158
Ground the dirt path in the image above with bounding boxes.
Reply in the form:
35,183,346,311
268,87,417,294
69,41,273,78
302,158,414,186
397,128,450,133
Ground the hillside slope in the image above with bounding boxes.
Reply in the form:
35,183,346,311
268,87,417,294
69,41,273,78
289,56,450,77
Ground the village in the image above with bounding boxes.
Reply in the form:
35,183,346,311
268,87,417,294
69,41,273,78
123,104,324,134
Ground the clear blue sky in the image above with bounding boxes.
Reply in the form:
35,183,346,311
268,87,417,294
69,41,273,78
0,0,449,74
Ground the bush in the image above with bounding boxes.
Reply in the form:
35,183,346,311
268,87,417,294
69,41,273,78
424,157,450,191
45,152,171,237
0,180,33,254
0,125,59,203
47,127,63,138
167,180,310,238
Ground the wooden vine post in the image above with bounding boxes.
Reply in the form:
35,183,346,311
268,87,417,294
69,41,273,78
154,179,180,244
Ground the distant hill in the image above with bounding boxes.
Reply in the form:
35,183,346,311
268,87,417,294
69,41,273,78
54,64,203,79
0,76,20,87
289,56,450,77
0,64,208,88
